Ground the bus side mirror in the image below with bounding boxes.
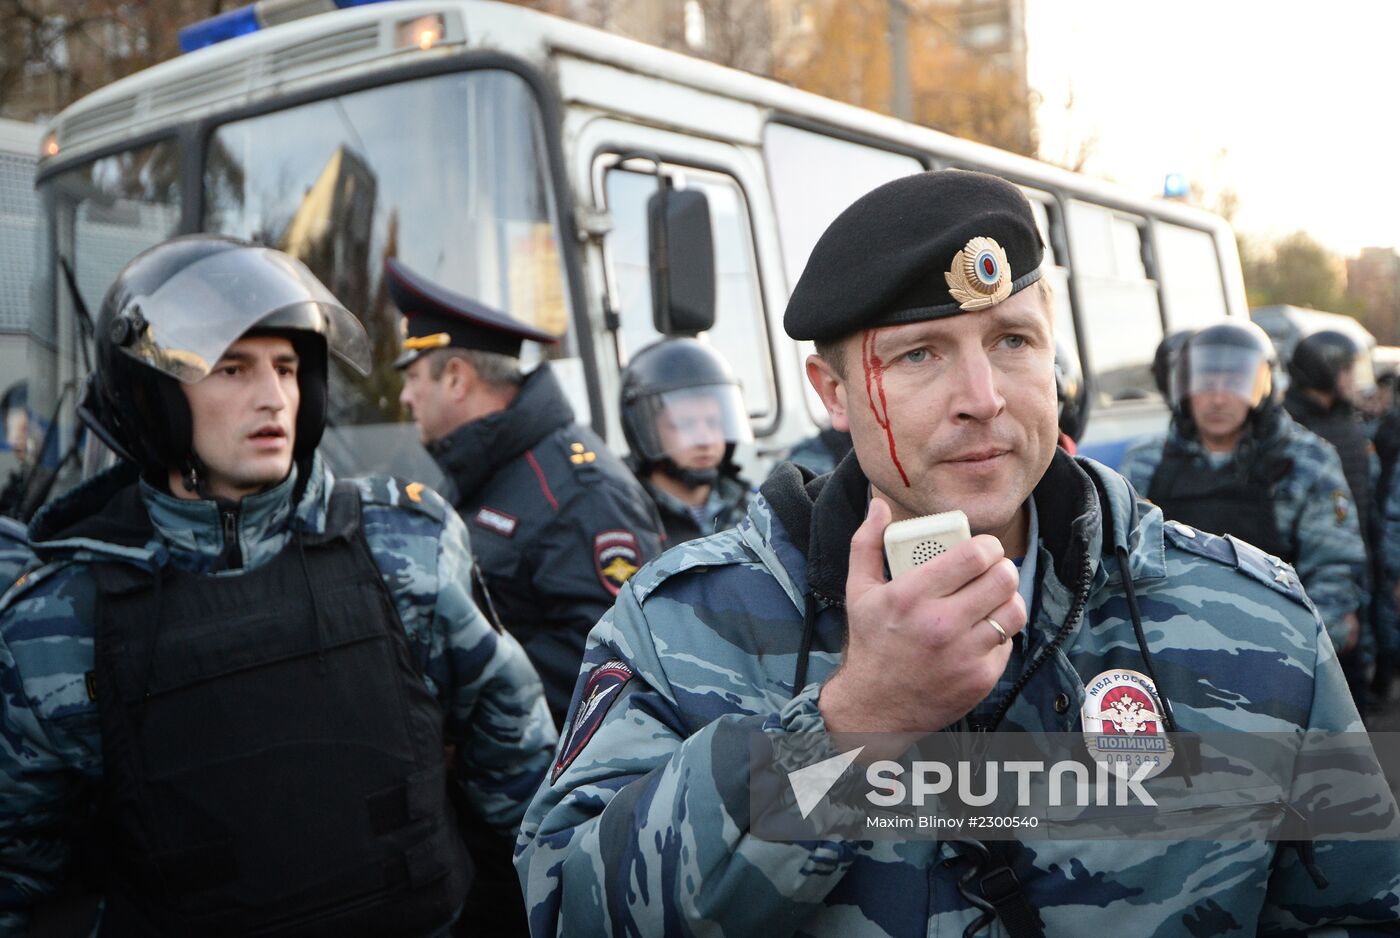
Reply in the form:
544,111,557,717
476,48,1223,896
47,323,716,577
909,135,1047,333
647,187,715,336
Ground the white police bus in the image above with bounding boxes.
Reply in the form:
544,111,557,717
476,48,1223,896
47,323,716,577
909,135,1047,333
25,0,1245,502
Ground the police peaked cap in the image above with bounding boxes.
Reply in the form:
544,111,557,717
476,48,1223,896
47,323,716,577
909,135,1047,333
783,170,1045,342
388,257,559,369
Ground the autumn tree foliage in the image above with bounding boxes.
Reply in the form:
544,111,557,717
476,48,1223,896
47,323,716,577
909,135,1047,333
0,0,239,119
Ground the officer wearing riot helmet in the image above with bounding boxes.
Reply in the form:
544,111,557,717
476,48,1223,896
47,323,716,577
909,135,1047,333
520,170,1400,935
390,259,664,725
1285,330,1377,549
0,236,555,936
1121,321,1368,659
1283,330,1382,706
620,338,754,545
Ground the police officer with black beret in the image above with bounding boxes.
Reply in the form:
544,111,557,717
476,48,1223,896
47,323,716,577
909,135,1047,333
519,169,1400,936
389,259,664,725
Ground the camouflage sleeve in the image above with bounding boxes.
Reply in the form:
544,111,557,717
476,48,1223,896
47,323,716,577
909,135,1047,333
1290,447,1366,648
1117,437,1163,495
0,572,98,935
515,584,868,937
431,508,557,834
1258,605,1400,931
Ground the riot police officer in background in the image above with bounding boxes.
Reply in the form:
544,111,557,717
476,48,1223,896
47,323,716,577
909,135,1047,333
1284,330,1382,708
0,236,555,936
390,259,663,725
621,338,753,546
1121,321,1369,675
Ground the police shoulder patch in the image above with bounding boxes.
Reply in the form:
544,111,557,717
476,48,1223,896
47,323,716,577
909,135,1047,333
594,529,641,596
1332,488,1351,525
552,658,633,783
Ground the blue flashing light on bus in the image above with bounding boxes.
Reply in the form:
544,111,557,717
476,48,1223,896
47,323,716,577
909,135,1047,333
178,0,395,54
1163,172,1189,199
178,5,260,52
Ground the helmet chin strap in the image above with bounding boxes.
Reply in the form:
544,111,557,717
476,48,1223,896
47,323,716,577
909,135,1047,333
657,458,719,490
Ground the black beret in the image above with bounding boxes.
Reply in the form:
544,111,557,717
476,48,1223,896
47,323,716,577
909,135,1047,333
783,169,1045,342
387,258,559,369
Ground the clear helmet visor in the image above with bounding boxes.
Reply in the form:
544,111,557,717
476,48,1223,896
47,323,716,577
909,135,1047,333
629,383,752,462
1342,354,1377,403
115,247,372,383
1185,344,1272,407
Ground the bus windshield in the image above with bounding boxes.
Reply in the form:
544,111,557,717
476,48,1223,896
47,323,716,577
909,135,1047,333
34,67,571,492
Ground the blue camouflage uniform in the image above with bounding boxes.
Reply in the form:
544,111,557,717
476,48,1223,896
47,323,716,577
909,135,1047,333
1121,410,1367,651
429,362,664,725
0,456,556,934
517,448,1400,936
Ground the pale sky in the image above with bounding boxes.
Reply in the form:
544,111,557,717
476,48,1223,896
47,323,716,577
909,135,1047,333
1025,0,1400,257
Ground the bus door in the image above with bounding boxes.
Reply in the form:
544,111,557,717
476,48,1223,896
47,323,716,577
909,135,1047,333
573,119,787,467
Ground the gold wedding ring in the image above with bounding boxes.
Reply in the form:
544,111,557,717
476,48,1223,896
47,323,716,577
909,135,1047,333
984,616,1009,645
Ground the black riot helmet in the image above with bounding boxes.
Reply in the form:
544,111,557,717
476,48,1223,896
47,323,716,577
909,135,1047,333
1055,341,1090,443
1172,320,1280,426
82,235,371,489
620,338,752,488
1152,329,1194,400
1289,329,1374,401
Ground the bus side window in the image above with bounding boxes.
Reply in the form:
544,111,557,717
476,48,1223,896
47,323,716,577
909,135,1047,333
762,124,924,426
1067,201,1163,403
603,166,776,427
1023,190,1079,376
1155,221,1228,331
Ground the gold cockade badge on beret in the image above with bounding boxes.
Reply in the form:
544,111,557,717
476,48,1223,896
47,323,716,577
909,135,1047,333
945,236,1012,311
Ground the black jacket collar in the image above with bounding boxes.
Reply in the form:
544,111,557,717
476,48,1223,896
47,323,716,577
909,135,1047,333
760,446,1101,604
429,362,574,503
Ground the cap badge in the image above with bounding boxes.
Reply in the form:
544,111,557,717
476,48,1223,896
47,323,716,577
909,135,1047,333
945,236,1012,311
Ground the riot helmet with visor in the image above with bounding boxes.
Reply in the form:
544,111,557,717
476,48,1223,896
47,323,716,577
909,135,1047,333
621,338,752,488
83,235,370,492
1289,330,1374,404
1172,320,1280,432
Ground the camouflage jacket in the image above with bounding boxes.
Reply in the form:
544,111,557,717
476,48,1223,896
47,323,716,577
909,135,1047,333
1120,411,1367,650
517,449,1399,937
0,456,556,933
0,517,33,598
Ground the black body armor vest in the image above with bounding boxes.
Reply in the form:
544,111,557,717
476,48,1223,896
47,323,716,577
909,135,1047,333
91,482,470,936
1147,443,1294,562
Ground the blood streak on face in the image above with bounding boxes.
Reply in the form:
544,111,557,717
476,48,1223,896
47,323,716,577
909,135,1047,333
861,329,910,487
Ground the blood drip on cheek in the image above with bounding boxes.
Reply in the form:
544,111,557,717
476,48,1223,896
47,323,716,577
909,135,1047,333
861,329,910,487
